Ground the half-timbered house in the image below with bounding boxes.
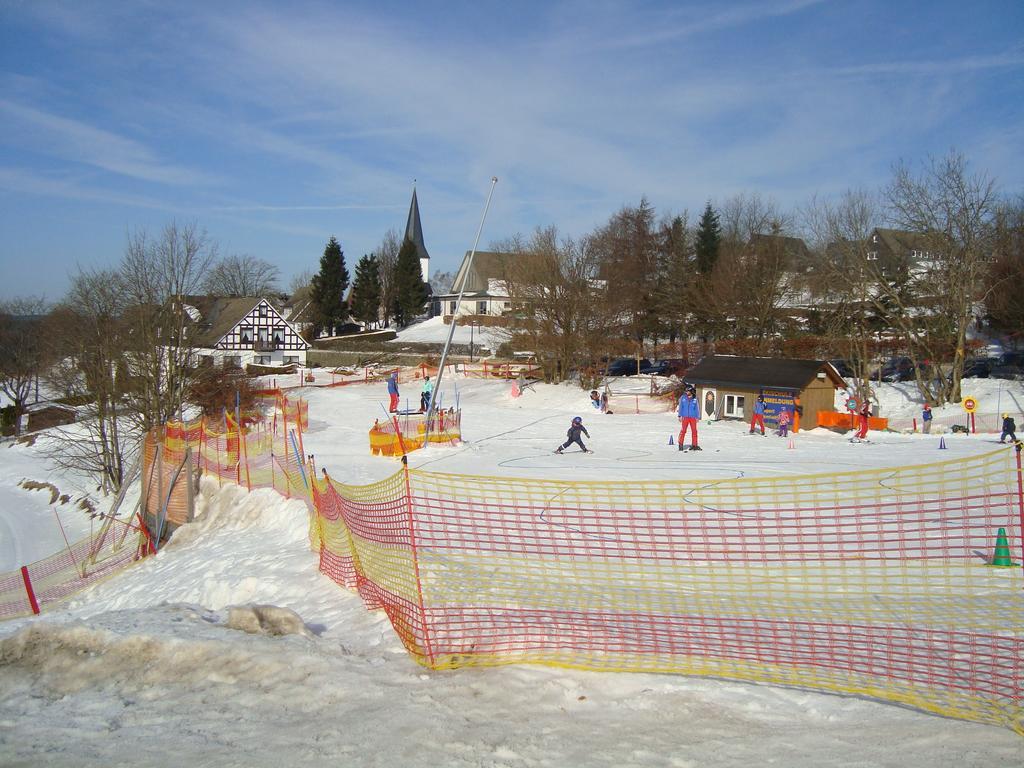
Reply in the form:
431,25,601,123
185,296,310,369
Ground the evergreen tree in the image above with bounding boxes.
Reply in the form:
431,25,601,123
695,202,721,275
392,237,427,328
310,237,350,336
350,254,382,328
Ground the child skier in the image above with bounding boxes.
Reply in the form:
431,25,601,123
749,395,766,435
387,372,400,413
921,403,933,434
555,416,591,453
777,407,791,437
855,400,872,440
590,390,602,410
677,388,701,451
420,376,433,413
999,413,1017,443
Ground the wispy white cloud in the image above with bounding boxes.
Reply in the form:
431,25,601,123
0,99,218,186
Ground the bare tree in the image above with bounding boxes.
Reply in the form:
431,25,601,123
46,269,133,492
802,189,884,405
289,269,314,295
885,152,998,402
502,226,619,383
375,228,402,327
46,221,217,492
203,254,279,297
0,296,50,434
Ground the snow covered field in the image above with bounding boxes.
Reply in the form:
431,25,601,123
0,372,1021,766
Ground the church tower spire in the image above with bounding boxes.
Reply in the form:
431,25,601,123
404,181,430,282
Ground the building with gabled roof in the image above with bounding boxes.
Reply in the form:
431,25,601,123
183,296,310,369
682,355,847,430
431,250,515,318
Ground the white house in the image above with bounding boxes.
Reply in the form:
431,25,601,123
186,296,310,369
432,251,515,318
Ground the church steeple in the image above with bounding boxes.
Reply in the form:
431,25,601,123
404,182,430,282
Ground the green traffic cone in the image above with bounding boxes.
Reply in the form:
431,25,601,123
990,527,1017,567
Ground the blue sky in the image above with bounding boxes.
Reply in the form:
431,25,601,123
1,0,1022,301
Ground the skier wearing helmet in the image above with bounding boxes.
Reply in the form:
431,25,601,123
999,413,1017,443
555,416,592,454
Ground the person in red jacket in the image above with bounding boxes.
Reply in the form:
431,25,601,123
749,395,766,435
855,400,871,440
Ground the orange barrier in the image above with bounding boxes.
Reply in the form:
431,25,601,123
817,411,889,431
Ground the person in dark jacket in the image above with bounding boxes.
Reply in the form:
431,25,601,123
677,389,701,451
999,413,1017,443
556,416,591,453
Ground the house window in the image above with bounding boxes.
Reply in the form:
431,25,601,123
284,355,299,364
503,302,511,308
199,355,214,368
724,394,745,418
272,327,283,344
450,301,457,314
224,356,241,369
867,251,878,261
240,326,252,344
477,301,487,314
255,355,272,365
259,304,268,317
872,234,878,243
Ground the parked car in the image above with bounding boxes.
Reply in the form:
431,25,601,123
828,359,855,379
606,357,650,376
990,363,1024,381
960,359,992,379
639,358,688,377
870,357,915,382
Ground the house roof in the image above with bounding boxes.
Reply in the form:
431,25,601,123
684,355,846,391
748,233,811,259
873,228,935,255
451,251,514,293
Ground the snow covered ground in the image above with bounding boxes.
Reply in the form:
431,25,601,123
0,372,1021,766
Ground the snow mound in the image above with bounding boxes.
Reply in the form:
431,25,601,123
226,604,312,637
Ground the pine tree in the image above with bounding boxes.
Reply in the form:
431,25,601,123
695,202,721,275
350,254,382,328
310,237,350,336
392,237,427,328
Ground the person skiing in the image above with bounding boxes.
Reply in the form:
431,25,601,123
749,395,766,435
387,371,400,413
999,413,1017,443
855,400,871,440
921,403,933,434
677,388,701,451
420,375,433,413
590,390,602,410
555,416,591,453
777,407,791,437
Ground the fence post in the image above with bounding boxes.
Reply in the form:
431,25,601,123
20,566,40,615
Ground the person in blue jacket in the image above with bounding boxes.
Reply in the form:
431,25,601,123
921,403,933,434
677,388,701,451
749,395,766,435
555,416,591,453
387,372,400,413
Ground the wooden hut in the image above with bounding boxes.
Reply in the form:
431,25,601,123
683,355,847,431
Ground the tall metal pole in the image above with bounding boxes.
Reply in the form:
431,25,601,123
424,177,498,443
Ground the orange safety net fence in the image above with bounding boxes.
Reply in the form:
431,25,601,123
369,410,462,456
0,518,149,620
310,446,1024,734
